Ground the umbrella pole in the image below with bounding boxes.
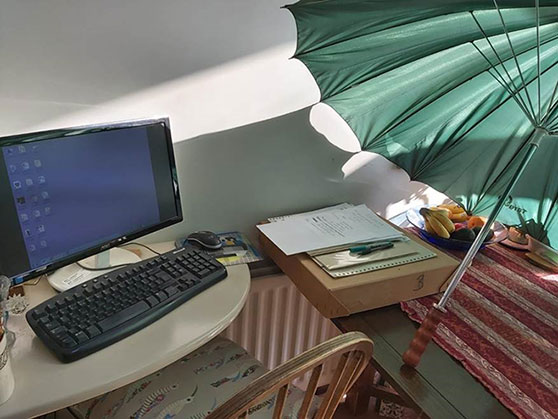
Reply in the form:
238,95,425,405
402,128,547,368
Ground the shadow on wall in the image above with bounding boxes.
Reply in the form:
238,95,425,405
146,107,439,244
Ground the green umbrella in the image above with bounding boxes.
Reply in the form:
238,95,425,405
286,0,558,366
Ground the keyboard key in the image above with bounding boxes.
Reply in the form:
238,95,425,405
38,317,51,326
44,321,60,330
98,301,149,333
146,296,159,307
32,309,47,320
61,337,77,348
85,325,101,339
156,272,172,282
156,291,168,302
59,316,71,325
164,286,178,297
74,331,89,344
51,326,67,336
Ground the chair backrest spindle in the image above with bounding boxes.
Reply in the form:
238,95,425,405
272,384,289,419
206,332,373,419
298,364,323,419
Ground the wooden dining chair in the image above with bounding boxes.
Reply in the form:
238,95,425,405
206,331,374,419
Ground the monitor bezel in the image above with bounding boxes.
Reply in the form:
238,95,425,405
0,117,183,285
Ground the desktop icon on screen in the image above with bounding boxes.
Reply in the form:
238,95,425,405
13,180,22,189
22,162,30,171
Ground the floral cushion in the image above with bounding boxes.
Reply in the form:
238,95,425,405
70,336,317,419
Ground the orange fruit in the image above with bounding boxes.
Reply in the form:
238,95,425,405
467,216,487,229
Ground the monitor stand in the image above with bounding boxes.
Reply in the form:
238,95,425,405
47,248,142,292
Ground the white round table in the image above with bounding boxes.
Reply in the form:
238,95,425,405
1,244,250,419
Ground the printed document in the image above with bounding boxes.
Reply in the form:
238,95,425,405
257,204,404,255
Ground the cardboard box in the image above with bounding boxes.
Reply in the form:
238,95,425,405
258,224,459,318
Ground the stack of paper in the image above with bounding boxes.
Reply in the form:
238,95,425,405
257,204,405,256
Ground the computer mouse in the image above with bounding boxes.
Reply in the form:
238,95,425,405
187,231,223,250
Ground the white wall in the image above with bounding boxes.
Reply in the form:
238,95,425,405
0,0,444,243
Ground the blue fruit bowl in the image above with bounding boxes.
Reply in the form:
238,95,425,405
406,208,508,251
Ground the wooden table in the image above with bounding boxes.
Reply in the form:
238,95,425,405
2,243,251,419
334,305,514,419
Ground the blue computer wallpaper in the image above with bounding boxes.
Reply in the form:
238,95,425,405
1,127,160,269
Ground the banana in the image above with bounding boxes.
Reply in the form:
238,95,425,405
430,206,452,218
449,211,468,223
427,214,451,238
424,219,437,235
439,204,465,214
420,208,450,239
430,210,455,233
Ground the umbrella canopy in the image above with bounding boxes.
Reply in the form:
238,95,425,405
287,0,558,247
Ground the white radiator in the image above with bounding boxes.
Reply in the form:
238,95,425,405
221,274,340,386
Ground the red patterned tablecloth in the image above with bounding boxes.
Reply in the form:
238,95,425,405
401,243,558,419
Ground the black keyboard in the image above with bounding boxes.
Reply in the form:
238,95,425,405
26,246,227,362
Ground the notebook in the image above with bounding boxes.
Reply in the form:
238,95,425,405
311,239,436,278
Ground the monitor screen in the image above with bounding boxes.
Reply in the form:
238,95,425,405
0,118,182,284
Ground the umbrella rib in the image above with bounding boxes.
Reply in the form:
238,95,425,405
471,42,537,126
541,81,558,125
413,58,558,181
536,0,542,123
545,108,558,125
365,34,558,149
470,12,534,122
540,77,558,125
546,117,558,129
493,0,538,122
364,34,558,155
539,173,558,234
472,129,537,213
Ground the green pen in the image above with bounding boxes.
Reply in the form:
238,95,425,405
349,241,394,255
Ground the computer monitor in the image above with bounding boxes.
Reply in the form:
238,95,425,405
0,118,182,285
